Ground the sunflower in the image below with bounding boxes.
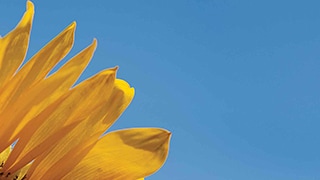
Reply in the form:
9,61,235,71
0,1,171,179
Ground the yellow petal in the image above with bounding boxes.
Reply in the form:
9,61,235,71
0,40,97,153
14,39,96,139
27,79,135,179
10,163,30,180
17,21,76,85
0,146,11,165
4,68,116,173
0,1,34,87
61,128,171,180
0,21,75,127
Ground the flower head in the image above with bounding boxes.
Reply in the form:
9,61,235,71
0,1,171,179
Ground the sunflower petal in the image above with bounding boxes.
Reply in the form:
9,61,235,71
27,79,135,179
0,40,97,153
0,22,76,113
0,146,11,165
4,68,116,173
0,1,171,179
14,163,30,180
0,1,34,87
16,21,76,85
12,39,96,140
62,128,171,180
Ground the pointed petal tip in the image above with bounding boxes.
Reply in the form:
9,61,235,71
147,128,172,143
159,128,172,139
166,130,172,137
91,38,98,49
97,67,119,81
92,38,98,44
68,21,77,31
106,66,118,74
71,21,77,26
60,22,76,45
112,66,119,71
23,0,34,23
26,1,34,11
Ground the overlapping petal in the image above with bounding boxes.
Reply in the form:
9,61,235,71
26,79,134,179
0,21,77,153
0,36,93,153
0,21,75,114
0,1,171,179
4,66,116,173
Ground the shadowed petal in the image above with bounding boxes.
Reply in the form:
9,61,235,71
61,128,171,180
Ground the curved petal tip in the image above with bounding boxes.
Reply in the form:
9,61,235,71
26,1,34,11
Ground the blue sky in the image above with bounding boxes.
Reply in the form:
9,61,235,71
2,0,320,179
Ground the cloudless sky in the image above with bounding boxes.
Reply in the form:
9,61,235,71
2,0,320,179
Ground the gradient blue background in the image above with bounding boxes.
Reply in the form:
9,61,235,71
1,0,320,179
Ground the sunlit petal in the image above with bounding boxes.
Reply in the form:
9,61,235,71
0,1,33,87
0,21,75,114
4,67,116,173
0,40,96,153
27,79,134,179
0,1,171,179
